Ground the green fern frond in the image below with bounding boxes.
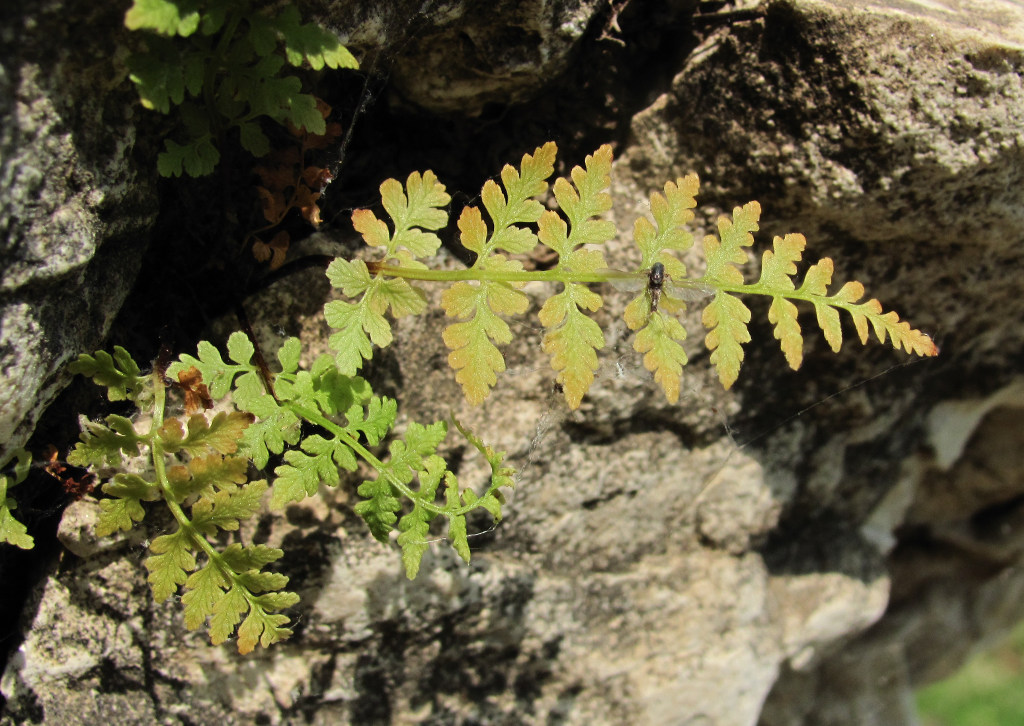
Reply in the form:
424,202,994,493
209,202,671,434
268,6,359,71
353,420,448,543
68,323,515,649
395,455,448,578
390,418,514,579
68,347,144,402
125,0,201,36
0,449,34,549
95,474,157,536
69,344,299,652
174,334,509,578
125,0,358,176
270,435,356,508
68,414,146,467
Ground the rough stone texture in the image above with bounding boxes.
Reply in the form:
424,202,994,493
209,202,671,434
3,1,1024,725
324,0,607,115
0,2,155,463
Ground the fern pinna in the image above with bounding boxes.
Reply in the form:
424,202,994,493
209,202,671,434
328,142,937,408
66,336,512,652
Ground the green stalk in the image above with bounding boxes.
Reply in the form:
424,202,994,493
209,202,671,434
147,371,253,602
282,400,483,518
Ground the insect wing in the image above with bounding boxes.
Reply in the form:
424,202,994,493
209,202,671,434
663,279,715,303
598,268,647,293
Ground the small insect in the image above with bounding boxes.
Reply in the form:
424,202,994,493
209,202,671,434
602,262,713,322
646,261,667,314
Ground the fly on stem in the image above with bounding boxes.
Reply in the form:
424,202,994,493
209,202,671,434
600,262,714,328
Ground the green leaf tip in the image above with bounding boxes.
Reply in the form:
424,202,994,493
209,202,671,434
0,449,34,549
69,347,144,402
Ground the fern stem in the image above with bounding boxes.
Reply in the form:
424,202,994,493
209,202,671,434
147,371,254,608
282,399,476,518
372,263,712,295
280,400,414,496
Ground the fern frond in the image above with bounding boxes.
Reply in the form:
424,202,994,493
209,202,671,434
395,456,447,578
480,142,557,255
788,256,938,358
0,449,34,549
157,411,254,456
537,145,616,408
441,254,530,405
68,347,144,402
268,354,396,508
171,332,301,467
69,344,299,651
702,217,939,385
166,453,249,503
353,421,446,542
95,473,156,536
271,5,359,71
67,415,146,467
270,434,357,508
758,233,806,369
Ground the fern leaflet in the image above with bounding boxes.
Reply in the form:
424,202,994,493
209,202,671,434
537,144,616,408
326,171,450,374
621,175,702,403
701,201,759,389
441,143,557,404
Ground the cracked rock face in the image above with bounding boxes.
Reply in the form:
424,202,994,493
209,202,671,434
0,1,155,464
3,1,1024,725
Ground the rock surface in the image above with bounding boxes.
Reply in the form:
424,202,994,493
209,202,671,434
3,1,1024,725
0,2,155,463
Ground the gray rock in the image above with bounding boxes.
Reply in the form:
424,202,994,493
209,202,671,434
326,0,606,115
0,2,155,463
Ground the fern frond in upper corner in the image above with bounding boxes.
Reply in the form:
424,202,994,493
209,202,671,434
124,0,358,176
